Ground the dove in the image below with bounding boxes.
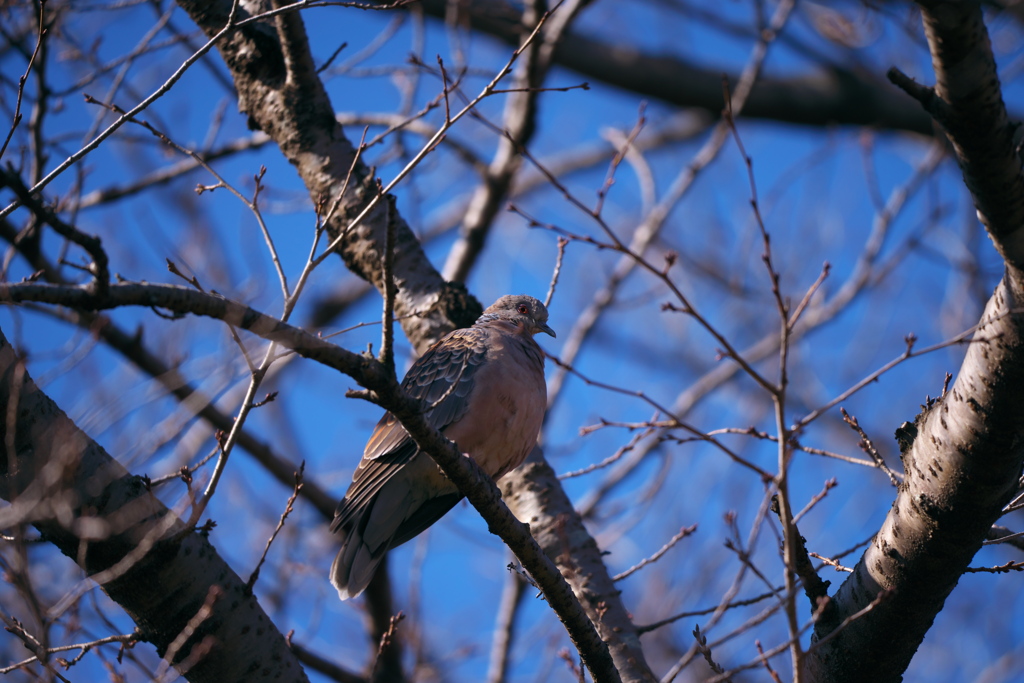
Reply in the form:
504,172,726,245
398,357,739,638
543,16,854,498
330,295,555,599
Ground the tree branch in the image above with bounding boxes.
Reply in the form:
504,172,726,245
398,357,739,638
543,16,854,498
176,0,480,354
805,3,1024,680
0,279,621,682
405,0,944,136
501,451,657,683
894,1,1024,270
0,329,309,683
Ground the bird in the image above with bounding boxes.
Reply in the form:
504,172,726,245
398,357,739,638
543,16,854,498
330,294,556,600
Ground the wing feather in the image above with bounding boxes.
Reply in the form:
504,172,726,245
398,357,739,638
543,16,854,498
331,327,491,532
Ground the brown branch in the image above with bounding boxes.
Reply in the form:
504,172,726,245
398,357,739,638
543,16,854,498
402,0,944,135
245,463,303,593
839,408,901,486
612,525,697,582
0,278,620,682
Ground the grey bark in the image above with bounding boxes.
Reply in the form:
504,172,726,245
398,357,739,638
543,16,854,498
804,276,1024,682
805,3,1024,680
0,329,310,683
502,451,658,683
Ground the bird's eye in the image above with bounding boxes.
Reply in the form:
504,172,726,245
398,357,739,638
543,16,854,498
518,304,529,315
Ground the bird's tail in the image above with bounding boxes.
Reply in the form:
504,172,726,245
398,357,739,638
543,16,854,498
331,480,419,600
330,520,386,600
330,467,462,600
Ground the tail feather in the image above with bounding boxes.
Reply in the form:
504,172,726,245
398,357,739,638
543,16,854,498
331,481,416,600
330,459,462,600
330,524,385,600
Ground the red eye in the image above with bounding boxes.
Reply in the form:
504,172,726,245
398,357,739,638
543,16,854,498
518,304,529,315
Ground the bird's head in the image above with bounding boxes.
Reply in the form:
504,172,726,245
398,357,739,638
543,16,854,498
477,294,556,338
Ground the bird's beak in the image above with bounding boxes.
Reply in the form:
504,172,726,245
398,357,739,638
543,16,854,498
537,322,556,338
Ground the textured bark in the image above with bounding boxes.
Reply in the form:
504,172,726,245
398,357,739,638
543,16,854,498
501,452,657,683
0,329,309,683
915,1,1024,268
805,275,1024,682
806,3,1024,680
176,0,480,354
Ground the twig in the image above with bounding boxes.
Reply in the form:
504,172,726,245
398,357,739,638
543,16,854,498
788,263,831,330
0,631,139,674
544,236,568,309
0,0,46,162
636,590,776,634
560,426,653,479
246,463,304,592
547,353,769,479
792,478,838,525
755,640,783,683
795,318,1001,430
613,524,697,581
963,560,1024,574
839,408,900,486
692,625,730,681
808,552,853,573
594,103,647,218
369,611,405,680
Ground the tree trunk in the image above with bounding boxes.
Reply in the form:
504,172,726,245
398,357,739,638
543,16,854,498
0,329,308,683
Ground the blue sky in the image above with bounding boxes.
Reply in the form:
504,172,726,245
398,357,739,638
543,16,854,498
2,2,1023,682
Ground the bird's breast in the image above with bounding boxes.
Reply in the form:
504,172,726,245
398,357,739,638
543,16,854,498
442,338,546,481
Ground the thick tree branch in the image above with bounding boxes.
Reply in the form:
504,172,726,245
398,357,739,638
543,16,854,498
806,3,1024,681
0,280,621,682
501,451,657,683
888,1,1024,269
407,0,942,135
805,277,1024,682
176,0,480,355
0,329,310,683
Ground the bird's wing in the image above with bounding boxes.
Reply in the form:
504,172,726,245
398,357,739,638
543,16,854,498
330,327,490,532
